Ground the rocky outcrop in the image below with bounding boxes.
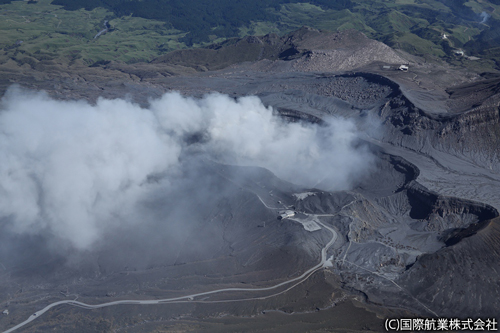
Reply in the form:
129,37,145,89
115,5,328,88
398,217,500,317
366,74,500,172
291,30,406,72
151,27,407,72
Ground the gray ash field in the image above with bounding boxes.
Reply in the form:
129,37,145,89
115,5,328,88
1,29,500,332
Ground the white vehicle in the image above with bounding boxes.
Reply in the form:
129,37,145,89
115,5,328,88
399,64,409,72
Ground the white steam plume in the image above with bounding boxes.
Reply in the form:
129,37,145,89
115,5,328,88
480,11,490,24
0,87,373,250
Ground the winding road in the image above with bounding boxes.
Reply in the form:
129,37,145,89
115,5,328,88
2,199,338,333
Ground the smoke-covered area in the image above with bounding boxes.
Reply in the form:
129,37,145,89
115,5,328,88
0,87,373,251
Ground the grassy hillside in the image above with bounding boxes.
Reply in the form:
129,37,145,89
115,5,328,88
0,0,498,71
0,0,189,65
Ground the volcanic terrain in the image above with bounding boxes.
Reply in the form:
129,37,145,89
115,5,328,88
0,28,499,332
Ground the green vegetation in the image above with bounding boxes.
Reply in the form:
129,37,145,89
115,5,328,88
50,0,354,45
0,0,189,65
0,0,499,71
266,0,500,71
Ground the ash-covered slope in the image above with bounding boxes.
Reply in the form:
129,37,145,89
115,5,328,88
398,217,500,317
326,152,498,317
1,26,500,331
151,27,406,72
446,74,500,113
0,160,329,303
237,69,500,208
268,72,500,316
379,90,500,172
158,68,500,317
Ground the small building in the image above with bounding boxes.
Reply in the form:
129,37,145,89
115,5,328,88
455,50,464,56
3,310,9,315
399,65,409,72
442,34,448,39
278,210,295,220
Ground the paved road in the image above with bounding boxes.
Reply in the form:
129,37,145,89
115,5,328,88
3,203,338,333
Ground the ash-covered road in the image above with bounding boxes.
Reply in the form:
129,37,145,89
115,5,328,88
3,198,338,333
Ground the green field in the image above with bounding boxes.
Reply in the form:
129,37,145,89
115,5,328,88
0,0,499,70
0,0,187,65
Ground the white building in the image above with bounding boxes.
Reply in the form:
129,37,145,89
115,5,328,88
279,210,295,220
